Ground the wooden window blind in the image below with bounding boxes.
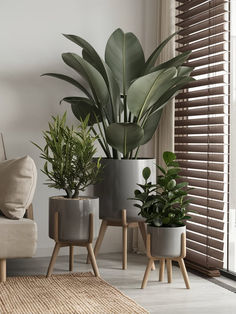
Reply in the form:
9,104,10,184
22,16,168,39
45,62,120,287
175,0,230,276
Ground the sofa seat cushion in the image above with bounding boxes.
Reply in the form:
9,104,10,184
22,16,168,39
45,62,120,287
0,156,37,219
0,216,37,259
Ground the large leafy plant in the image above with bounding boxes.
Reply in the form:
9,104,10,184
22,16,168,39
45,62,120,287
33,113,102,199
132,152,192,227
43,29,194,159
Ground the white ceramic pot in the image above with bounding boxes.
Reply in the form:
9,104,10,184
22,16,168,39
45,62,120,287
147,225,186,257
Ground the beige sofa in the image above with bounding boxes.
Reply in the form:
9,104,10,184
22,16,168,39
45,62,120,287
0,134,37,282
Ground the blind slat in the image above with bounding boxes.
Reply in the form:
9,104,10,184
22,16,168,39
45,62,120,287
186,222,224,240
175,105,225,117
186,231,224,250
176,87,225,100
184,53,226,68
176,152,224,162
175,135,224,144
177,34,226,53
186,249,223,269
184,75,225,89
187,240,224,260
189,43,226,60
176,0,226,20
188,204,224,220
178,178,224,191
175,117,225,126
176,25,226,45
175,126,225,135
175,96,224,109
189,187,224,200
179,15,226,37
190,196,224,210
179,169,224,181
178,160,224,172
191,63,226,76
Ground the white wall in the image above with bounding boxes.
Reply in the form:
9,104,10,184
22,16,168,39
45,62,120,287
0,0,158,257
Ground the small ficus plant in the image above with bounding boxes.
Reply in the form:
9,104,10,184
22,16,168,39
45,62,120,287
33,112,102,199
131,151,192,227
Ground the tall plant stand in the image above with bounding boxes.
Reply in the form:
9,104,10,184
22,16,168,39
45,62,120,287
141,233,190,289
87,209,155,270
47,212,99,277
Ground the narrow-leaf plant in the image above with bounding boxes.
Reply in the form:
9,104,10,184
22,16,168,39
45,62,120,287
32,112,102,198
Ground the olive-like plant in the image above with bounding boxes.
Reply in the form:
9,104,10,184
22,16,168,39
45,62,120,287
32,112,102,199
43,29,194,159
131,152,192,227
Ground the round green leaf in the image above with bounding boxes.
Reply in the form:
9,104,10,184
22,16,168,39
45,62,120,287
142,167,151,181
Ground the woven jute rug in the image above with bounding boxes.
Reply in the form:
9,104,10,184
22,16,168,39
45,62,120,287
0,272,148,313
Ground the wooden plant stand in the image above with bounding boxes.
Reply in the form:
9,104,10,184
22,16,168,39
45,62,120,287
141,233,190,289
87,209,155,270
47,212,99,278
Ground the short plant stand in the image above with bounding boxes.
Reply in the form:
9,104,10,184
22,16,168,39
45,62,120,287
87,209,155,270
47,212,99,277
141,232,190,289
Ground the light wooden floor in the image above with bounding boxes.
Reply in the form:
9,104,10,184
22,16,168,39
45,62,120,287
7,252,236,314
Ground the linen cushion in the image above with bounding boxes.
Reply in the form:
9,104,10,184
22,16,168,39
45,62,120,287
0,156,37,219
0,215,37,258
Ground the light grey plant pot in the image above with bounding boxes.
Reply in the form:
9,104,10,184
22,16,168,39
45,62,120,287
147,225,186,258
49,196,99,242
94,159,156,222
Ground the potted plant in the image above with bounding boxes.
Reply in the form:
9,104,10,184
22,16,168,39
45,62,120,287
33,112,102,242
131,151,192,257
42,28,194,221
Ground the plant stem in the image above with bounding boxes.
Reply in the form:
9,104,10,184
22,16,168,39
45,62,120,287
123,94,127,122
134,146,140,159
91,127,109,158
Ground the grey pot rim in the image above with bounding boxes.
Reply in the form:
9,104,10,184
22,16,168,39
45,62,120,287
148,224,186,230
96,157,156,161
49,195,99,201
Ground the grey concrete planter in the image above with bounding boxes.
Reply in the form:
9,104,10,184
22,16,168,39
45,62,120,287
49,196,99,242
147,225,186,257
94,159,156,222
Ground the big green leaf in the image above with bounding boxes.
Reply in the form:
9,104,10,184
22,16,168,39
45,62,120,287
105,28,145,95
41,73,93,101
61,97,101,125
149,51,192,74
63,34,107,83
148,76,195,115
106,123,144,155
127,67,177,119
139,109,163,145
177,66,193,77
144,32,177,74
62,53,109,108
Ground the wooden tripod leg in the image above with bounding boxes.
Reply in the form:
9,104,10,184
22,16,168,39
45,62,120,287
138,222,155,271
122,210,128,270
159,259,165,282
87,220,108,264
69,245,74,271
87,243,100,277
122,224,128,270
178,258,190,289
166,259,172,283
141,258,153,289
0,259,6,283
46,242,61,277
